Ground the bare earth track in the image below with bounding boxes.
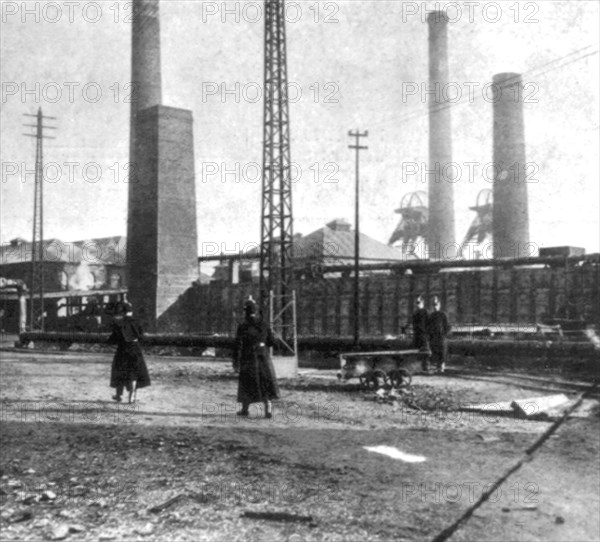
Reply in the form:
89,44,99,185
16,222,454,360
0,345,598,542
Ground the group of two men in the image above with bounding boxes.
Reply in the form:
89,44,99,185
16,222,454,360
412,295,450,374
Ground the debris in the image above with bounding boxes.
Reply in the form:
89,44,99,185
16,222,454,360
466,394,573,420
555,515,565,524
241,511,315,524
569,399,600,419
135,522,155,535
511,394,570,418
8,510,33,523
41,490,57,501
20,493,40,504
465,401,514,414
364,387,411,405
51,524,70,540
69,524,85,533
148,494,185,514
24,468,36,475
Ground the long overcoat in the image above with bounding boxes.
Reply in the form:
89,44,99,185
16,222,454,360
412,307,429,349
109,316,151,390
427,310,451,363
235,316,279,404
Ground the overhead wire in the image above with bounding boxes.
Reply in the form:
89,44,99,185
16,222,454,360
371,44,599,127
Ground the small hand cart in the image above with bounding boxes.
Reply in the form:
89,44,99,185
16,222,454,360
337,349,430,390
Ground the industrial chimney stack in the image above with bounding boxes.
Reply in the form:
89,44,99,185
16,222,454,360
129,0,162,162
427,11,456,259
492,73,530,259
127,0,199,332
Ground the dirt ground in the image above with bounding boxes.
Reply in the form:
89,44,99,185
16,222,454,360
0,343,599,542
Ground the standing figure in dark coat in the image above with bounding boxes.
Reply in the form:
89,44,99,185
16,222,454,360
108,302,151,403
427,296,451,374
235,297,279,418
411,294,430,372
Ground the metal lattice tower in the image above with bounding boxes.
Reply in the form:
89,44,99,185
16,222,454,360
461,189,493,259
23,108,56,331
260,0,295,351
388,191,429,254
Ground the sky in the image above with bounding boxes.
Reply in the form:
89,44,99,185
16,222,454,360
1,0,599,258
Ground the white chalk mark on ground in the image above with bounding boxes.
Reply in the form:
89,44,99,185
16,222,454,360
363,445,426,462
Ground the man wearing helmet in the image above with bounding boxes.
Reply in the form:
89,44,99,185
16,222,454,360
234,296,279,418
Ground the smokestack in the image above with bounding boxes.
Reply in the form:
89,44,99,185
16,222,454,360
129,0,162,162
427,11,455,259
492,73,530,259
126,0,199,332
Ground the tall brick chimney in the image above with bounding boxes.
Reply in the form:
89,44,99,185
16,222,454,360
427,11,456,260
129,0,162,161
127,0,199,331
492,73,530,259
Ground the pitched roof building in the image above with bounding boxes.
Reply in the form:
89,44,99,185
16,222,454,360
294,219,405,266
209,219,405,282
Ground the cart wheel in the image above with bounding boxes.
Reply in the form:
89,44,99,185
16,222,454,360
390,369,412,389
364,369,389,391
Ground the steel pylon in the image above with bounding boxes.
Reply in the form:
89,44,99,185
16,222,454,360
260,0,296,352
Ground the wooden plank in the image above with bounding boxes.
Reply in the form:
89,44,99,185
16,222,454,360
511,394,570,417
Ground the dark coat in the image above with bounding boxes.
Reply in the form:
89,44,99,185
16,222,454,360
235,316,279,404
412,308,429,349
427,310,450,363
108,316,151,390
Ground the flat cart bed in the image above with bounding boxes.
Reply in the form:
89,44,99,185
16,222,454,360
338,349,430,389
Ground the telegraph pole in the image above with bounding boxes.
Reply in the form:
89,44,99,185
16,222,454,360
23,108,56,331
348,129,368,347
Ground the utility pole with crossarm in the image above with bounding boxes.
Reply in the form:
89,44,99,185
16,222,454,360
23,108,56,331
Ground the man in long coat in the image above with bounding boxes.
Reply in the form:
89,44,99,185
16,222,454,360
427,296,451,374
411,294,430,372
108,302,151,403
234,297,279,418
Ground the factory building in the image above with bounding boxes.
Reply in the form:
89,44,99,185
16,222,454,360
0,237,128,333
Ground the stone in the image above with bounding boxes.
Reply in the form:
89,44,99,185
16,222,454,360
51,524,70,540
41,490,57,501
135,522,155,536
